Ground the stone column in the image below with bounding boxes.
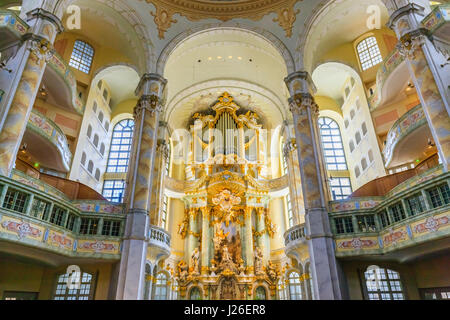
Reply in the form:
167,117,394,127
200,207,210,274
285,71,344,300
244,207,254,272
116,73,167,300
0,8,63,176
385,1,450,170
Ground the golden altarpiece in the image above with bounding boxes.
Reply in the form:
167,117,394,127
168,93,289,300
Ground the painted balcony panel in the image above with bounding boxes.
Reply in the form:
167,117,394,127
42,51,85,115
24,110,72,172
0,10,28,64
0,175,125,260
422,4,450,41
369,47,408,111
329,167,450,258
382,104,429,168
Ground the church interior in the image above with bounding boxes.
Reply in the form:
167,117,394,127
0,0,449,300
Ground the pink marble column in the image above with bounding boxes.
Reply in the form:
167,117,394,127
116,74,167,300
0,9,63,176
387,2,450,170
285,71,344,300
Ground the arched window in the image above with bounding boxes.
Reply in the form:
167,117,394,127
286,194,294,228
189,287,202,300
98,111,104,124
364,267,404,300
105,121,110,132
349,140,355,153
368,149,374,163
94,169,101,181
107,119,135,173
357,36,383,71
277,279,286,300
351,77,356,87
355,131,362,145
362,122,368,136
53,271,95,300
103,89,108,102
87,125,92,139
144,264,151,300
100,143,105,156
355,166,361,178
93,134,99,148
153,273,168,300
344,119,349,129
165,142,171,176
81,152,87,166
93,102,98,113
288,272,302,300
69,40,94,74
318,117,348,171
161,196,168,229
87,160,94,174
361,158,368,171
172,280,179,300
97,80,102,90
344,87,350,99
255,286,267,300
350,109,356,120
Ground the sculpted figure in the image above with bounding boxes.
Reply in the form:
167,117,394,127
266,261,277,281
177,260,188,283
254,247,264,275
190,247,200,275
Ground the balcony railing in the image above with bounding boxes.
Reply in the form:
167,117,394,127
149,225,171,249
46,51,85,115
329,166,450,257
0,174,125,258
284,223,306,247
382,104,427,167
27,110,73,171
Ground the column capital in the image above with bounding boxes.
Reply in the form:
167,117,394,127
133,94,163,118
24,35,56,65
284,71,316,96
135,73,167,97
26,8,65,35
156,139,170,161
396,29,428,59
288,93,319,117
387,2,427,36
283,139,297,160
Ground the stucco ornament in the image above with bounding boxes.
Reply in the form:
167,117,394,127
212,189,241,213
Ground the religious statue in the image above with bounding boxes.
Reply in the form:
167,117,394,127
177,217,188,239
254,247,264,276
266,261,278,281
219,245,237,274
177,260,188,283
190,247,200,275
